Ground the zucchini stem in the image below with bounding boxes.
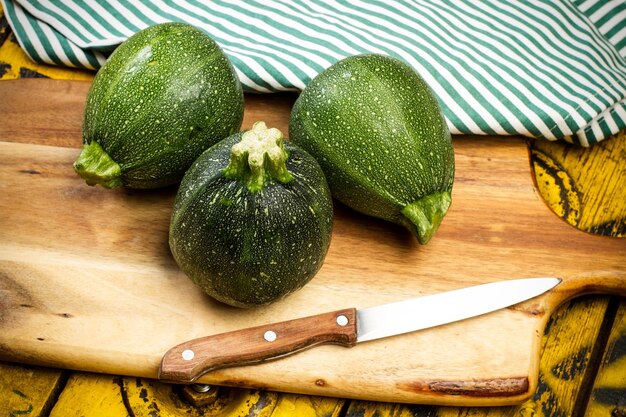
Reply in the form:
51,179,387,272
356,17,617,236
401,191,452,244
73,141,123,188
224,121,293,193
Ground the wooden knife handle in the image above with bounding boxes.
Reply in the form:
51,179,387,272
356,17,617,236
158,308,358,383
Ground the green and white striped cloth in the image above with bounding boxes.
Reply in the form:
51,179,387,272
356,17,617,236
3,0,626,146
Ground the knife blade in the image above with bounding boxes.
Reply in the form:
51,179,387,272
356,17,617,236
158,277,560,383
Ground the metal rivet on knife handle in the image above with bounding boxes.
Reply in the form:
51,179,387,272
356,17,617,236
158,308,358,383
264,330,277,342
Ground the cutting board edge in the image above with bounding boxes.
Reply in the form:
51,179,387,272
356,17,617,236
543,271,626,308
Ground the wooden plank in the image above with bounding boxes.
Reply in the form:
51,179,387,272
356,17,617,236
0,79,90,146
120,378,345,417
47,375,288,417
1,12,624,416
530,132,626,237
49,373,129,417
41,371,346,417
269,393,346,417
526,296,612,416
121,383,280,417
585,299,626,416
0,362,66,417
0,80,625,407
25,128,623,415
344,401,435,417
1,138,620,404
0,78,294,147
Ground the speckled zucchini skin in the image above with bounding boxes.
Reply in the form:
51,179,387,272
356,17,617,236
289,54,454,244
81,22,243,188
169,131,333,308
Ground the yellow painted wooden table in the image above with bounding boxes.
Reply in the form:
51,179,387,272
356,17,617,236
1,10,625,417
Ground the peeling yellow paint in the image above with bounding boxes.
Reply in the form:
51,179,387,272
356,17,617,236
531,134,626,237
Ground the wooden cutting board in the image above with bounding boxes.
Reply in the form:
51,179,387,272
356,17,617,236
0,79,624,407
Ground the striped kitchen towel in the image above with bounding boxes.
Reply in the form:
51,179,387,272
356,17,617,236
2,0,625,146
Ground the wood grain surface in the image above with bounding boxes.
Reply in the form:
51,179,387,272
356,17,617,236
0,79,624,408
1,9,625,415
158,308,358,383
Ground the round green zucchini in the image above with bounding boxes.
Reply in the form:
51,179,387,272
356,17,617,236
74,22,244,189
169,122,333,308
289,54,454,244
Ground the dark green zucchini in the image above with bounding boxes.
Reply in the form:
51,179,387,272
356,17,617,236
74,22,244,189
290,54,454,244
169,122,333,308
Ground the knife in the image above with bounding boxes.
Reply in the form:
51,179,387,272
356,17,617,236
158,277,561,383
